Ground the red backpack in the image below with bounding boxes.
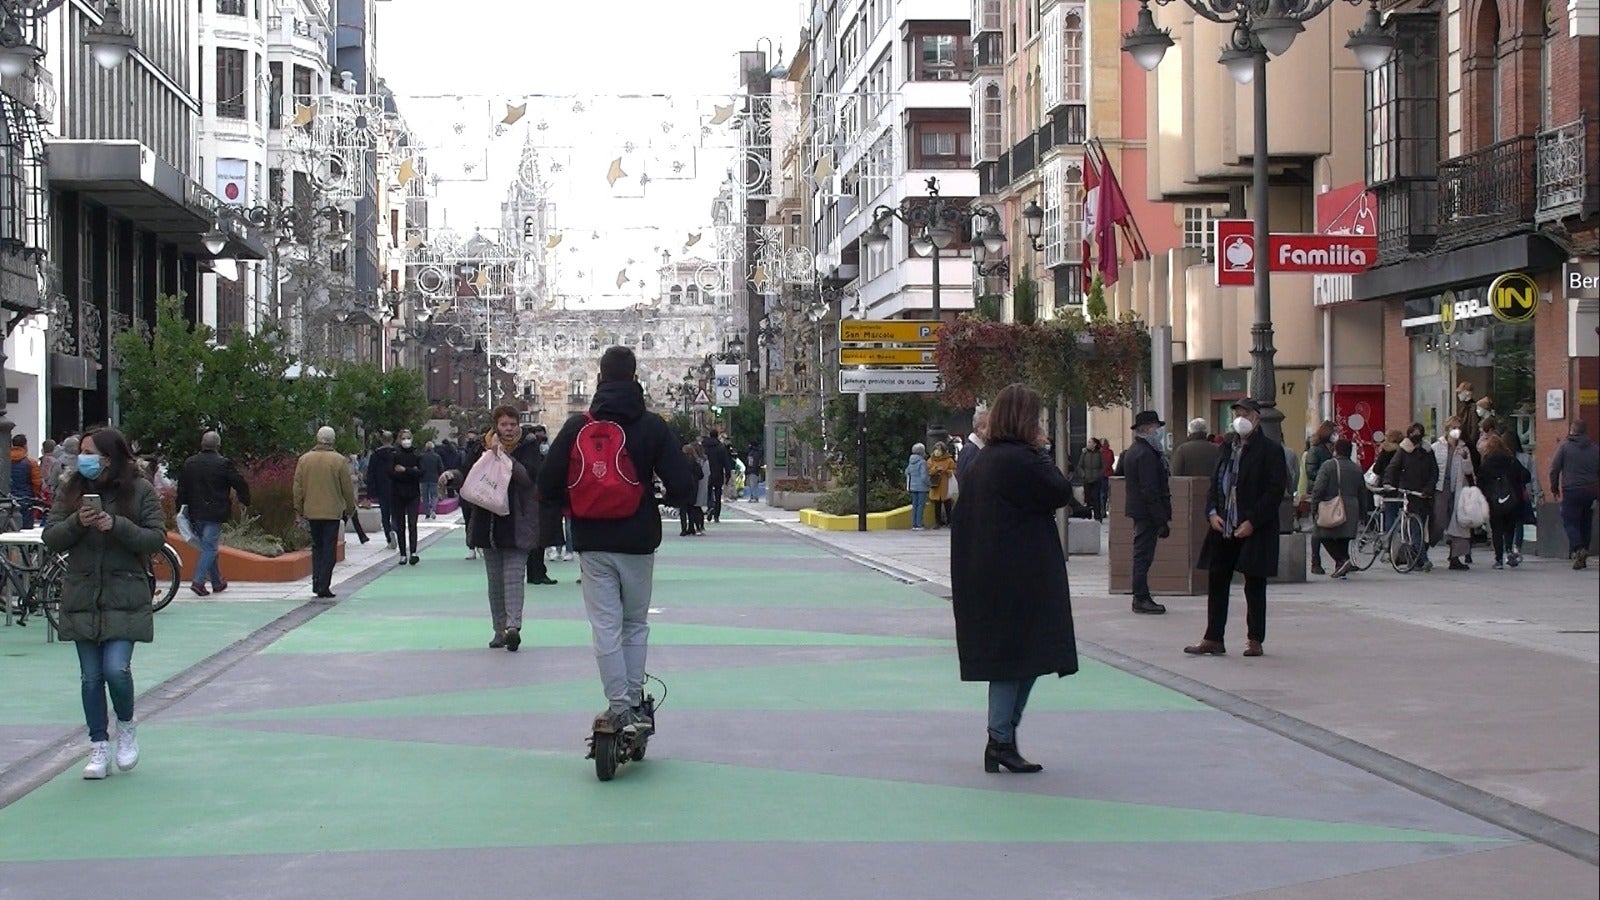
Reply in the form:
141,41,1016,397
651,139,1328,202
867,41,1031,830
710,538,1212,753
566,413,644,519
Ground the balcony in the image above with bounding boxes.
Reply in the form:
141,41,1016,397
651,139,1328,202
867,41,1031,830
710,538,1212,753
1536,117,1590,224
1009,135,1036,183
1372,177,1438,263
216,0,246,15
1436,135,1536,250
973,33,1004,71
1052,104,1086,147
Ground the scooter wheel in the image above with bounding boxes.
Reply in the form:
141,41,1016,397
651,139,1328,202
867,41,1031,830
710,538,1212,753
629,737,648,762
593,732,619,781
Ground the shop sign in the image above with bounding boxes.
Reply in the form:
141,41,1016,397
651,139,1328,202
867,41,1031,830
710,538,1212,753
1211,368,1249,395
1214,220,1378,287
1489,272,1540,324
1565,262,1599,299
1439,290,1458,335
1332,385,1385,471
1400,291,1496,329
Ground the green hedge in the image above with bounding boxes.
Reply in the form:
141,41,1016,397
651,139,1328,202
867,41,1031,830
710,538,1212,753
813,484,912,516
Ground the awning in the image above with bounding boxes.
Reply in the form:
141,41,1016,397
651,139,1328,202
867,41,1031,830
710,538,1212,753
46,140,269,261
1351,232,1568,301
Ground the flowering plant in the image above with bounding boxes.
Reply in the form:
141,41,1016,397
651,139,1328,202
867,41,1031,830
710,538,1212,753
935,312,1149,409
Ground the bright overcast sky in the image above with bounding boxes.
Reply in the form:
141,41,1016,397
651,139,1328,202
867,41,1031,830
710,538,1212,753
376,0,806,285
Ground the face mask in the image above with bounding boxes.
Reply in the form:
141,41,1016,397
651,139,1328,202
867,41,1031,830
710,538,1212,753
77,454,103,479
1448,428,1461,441
1408,432,1423,443
1150,428,1167,447
540,443,550,456
1475,407,1488,419
1233,417,1255,437
400,440,413,449
1458,392,1472,402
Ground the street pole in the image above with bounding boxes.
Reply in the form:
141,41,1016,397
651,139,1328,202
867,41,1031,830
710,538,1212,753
930,239,941,321
857,388,868,533
1248,47,1283,448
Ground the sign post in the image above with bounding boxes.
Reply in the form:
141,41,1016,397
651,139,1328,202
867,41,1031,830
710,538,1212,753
713,364,741,405
857,386,868,532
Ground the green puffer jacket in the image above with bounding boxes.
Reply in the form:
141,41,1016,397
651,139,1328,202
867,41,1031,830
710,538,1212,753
42,476,168,643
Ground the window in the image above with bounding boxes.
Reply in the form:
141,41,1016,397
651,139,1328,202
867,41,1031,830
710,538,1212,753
914,123,970,169
216,48,247,119
293,65,315,107
910,32,971,81
216,0,246,15
268,61,282,128
1063,163,1084,259
1041,158,1064,268
1063,9,1085,103
980,83,1002,161
1366,17,1438,186
268,167,283,203
1183,206,1219,261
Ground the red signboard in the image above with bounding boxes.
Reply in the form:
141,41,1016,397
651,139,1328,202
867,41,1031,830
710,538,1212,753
1332,384,1386,471
1214,220,1379,286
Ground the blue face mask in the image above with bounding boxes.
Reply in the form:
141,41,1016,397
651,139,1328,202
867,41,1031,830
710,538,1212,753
77,453,104,480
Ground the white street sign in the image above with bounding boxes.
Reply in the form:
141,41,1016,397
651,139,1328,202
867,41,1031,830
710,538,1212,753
837,368,942,394
714,364,740,405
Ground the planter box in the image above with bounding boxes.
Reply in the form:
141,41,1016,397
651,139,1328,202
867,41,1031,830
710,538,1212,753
167,532,344,584
779,491,823,511
436,496,460,516
800,506,912,531
350,507,382,534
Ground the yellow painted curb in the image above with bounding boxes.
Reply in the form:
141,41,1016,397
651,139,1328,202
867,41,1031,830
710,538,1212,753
799,505,913,531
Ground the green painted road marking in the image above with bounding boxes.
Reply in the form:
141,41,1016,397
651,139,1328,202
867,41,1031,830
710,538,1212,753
0,725,1505,862
213,654,1201,721
0,601,299,727
261,615,951,655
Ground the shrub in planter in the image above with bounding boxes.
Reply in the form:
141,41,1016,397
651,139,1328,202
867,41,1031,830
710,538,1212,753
773,477,828,493
236,456,310,552
814,483,912,516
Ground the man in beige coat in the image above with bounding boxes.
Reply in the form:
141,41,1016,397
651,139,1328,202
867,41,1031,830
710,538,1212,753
293,426,356,598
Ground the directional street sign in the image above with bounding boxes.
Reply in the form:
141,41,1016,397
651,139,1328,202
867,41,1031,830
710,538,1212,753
838,368,943,394
839,347,935,366
839,320,942,344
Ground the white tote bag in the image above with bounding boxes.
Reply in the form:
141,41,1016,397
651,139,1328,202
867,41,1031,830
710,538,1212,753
1455,484,1490,529
459,448,513,517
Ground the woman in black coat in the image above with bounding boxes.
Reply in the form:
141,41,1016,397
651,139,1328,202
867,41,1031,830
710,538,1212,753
950,383,1078,774
389,429,423,565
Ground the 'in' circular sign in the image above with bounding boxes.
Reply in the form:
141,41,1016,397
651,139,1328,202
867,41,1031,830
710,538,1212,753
1488,272,1539,324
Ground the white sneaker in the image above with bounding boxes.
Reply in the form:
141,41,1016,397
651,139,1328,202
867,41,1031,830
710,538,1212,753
83,740,111,779
115,720,140,771
561,551,574,562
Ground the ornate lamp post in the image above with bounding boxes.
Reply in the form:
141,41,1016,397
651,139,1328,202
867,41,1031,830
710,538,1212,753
1122,0,1394,444
0,0,136,76
864,177,1008,319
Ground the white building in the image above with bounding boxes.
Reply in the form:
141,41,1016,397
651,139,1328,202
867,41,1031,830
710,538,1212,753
809,0,977,320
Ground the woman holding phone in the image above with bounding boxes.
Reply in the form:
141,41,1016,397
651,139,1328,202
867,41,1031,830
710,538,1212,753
43,426,168,779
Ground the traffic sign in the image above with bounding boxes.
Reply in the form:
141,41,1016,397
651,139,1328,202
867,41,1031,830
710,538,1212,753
1488,271,1539,324
839,320,942,344
839,347,935,366
838,368,942,394
713,364,740,405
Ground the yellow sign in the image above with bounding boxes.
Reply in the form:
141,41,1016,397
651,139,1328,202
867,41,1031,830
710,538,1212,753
839,320,942,344
1488,272,1539,324
1580,389,1599,407
839,347,937,366
1439,289,1457,335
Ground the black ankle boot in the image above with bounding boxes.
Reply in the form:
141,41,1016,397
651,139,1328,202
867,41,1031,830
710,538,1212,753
984,738,1043,773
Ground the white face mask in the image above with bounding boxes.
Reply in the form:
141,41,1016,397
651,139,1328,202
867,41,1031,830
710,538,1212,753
1475,407,1488,418
1458,392,1472,402
1233,416,1254,437
1447,428,1461,441
400,439,413,449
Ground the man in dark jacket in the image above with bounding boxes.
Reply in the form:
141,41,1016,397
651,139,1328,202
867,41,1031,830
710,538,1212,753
700,430,730,523
538,347,695,735
176,430,251,595
9,433,43,529
1187,399,1287,658
523,424,557,585
366,431,397,549
1550,419,1599,569
1383,422,1440,571
1116,411,1171,615
418,441,443,518
1169,418,1221,478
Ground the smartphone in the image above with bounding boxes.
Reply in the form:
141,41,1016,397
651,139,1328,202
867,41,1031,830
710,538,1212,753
84,494,102,512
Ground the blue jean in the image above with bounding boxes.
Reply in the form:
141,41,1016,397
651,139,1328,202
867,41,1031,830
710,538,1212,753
421,482,438,517
988,677,1037,743
911,491,928,528
1561,486,1598,554
76,639,136,742
194,520,224,587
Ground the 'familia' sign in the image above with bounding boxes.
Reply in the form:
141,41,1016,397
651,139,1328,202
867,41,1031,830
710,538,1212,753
1214,219,1378,287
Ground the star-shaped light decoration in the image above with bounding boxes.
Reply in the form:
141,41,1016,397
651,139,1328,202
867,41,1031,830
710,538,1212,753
290,103,317,127
684,232,702,249
502,102,527,125
750,266,771,292
396,158,417,187
616,270,629,289
812,154,836,181
606,158,626,187
474,268,491,291
546,233,563,249
623,141,637,153
709,103,735,126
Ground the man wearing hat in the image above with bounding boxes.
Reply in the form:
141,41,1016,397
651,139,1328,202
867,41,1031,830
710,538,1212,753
293,426,357,599
1116,410,1172,615
1187,398,1286,658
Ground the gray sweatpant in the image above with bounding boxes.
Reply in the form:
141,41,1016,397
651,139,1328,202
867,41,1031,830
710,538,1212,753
482,547,526,633
579,551,655,714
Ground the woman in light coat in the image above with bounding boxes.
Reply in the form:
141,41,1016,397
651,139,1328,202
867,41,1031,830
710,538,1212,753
905,443,930,530
927,442,957,528
1311,438,1364,578
1432,416,1477,570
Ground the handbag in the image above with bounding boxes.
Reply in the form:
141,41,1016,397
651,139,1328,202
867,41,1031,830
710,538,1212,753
1456,485,1490,529
459,447,513,517
1314,494,1347,529
175,505,196,543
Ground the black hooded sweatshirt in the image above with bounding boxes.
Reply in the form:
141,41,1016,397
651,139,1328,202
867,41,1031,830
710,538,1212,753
538,378,697,554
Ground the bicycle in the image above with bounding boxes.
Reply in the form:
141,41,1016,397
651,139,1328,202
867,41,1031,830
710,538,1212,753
1351,488,1429,574
5,541,181,633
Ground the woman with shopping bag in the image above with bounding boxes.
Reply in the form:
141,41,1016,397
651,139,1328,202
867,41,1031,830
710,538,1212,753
440,406,541,651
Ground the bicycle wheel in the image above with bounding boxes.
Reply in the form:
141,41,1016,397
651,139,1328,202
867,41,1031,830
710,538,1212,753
1352,512,1384,570
38,563,63,634
1390,514,1420,574
151,545,180,613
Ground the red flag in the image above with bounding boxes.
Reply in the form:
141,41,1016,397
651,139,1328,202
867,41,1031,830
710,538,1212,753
1087,140,1150,290
1081,154,1101,295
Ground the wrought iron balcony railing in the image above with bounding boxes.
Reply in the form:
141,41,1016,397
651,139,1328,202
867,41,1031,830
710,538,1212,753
1373,177,1438,264
1436,135,1536,249
1536,117,1589,224
1052,104,1086,148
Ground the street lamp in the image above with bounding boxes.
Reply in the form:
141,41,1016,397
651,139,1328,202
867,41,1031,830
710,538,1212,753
1121,0,1395,445
866,176,1006,319
0,0,135,77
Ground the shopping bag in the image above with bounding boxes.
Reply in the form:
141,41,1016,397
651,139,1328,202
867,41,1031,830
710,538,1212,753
175,506,196,543
459,448,513,517
1455,485,1490,529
